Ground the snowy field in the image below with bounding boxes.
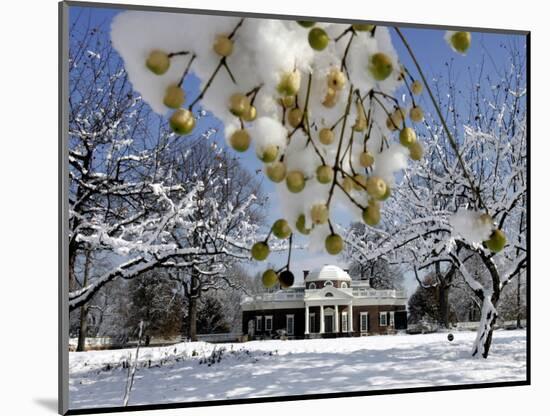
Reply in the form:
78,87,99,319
69,329,526,410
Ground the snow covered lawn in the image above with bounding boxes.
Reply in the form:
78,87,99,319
69,329,527,410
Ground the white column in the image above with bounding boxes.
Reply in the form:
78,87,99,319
348,303,353,334
320,305,325,334
304,304,310,335
335,304,339,333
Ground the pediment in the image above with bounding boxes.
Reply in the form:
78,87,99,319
304,285,353,300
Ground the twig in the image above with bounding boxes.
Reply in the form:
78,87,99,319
393,27,487,211
178,53,197,87
327,85,354,206
123,320,144,407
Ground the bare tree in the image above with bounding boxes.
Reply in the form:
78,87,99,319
67,20,265,319
345,42,527,357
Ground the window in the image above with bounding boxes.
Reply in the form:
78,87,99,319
325,292,334,297
256,316,262,331
360,312,369,332
286,314,295,335
379,312,388,327
389,311,395,327
309,313,315,332
265,315,273,331
342,312,348,332
341,282,348,288
324,280,334,287
308,282,316,289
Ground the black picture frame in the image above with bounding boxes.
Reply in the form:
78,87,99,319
59,2,530,414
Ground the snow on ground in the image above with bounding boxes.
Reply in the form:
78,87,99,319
69,329,526,410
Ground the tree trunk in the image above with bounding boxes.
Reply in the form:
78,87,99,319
435,264,454,329
187,271,199,341
68,244,78,292
472,295,498,358
76,251,92,352
437,284,450,328
188,294,197,341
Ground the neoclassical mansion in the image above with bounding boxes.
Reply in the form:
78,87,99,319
241,265,407,339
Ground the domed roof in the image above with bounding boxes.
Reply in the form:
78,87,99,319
304,265,352,282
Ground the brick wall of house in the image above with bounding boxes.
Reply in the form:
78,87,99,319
243,304,406,338
243,308,305,337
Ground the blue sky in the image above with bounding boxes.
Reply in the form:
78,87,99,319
69,5,526,293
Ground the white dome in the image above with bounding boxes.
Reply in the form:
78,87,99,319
304,265,351,282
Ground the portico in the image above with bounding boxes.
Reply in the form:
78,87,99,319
304,286,354,336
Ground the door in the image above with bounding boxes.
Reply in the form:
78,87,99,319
324,315,333,333
395,311,407,330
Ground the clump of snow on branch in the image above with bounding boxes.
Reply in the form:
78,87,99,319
448,208,492,246
249,117,288,157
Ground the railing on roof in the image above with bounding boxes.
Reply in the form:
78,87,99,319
242,288,406,303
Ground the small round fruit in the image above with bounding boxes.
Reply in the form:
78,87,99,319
411,80,423,95
278,270,295,289
353,174,368,190
359,151,375,168
169,109,195,135
288,108,303,128
296,214,311,235
354,101,368,132
251,242,270,261
262,269,278,288
450,31,471,54
316,165,333,184
213,34,234,57
369,52,393,81
327,69,346,91
163,84,185,109
342,176,354,193
272,219,292,239
258,145,279,163
484,229,506,253
319,128,335,145
386,117,398,132
362,203,381,226
352,23,375,32
479,213,493,226
366,176,387,199
146,50,170,75
389,108,406,129
230,129,251,152
297,21,316,28
379,186,391,201
242,105,257,122
409,141,424,161
286,170,306,193
280,95,296,108
308,27,330,51
277,70,301,96
409,106,424,123
322,87,338,108
311,204,329,225
229,93,250,117
353,117,367,132
399,127,417,148
266,162,286,183
325,233,344,255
